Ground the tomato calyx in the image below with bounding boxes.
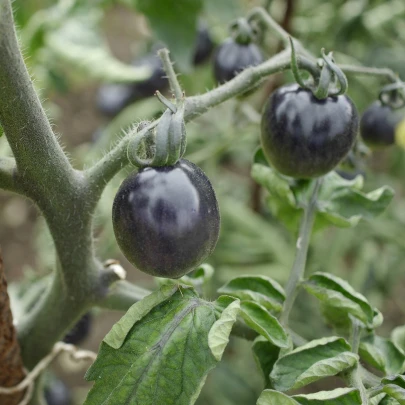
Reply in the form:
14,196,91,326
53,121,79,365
379,81,405,110
127,92,187,169
289,37,348,100
229,17,257,45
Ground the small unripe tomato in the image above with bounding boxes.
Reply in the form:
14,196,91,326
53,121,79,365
193,23,214,66
213,38,263,84
261,84,359,178
360,101,399,149
112,159,220,279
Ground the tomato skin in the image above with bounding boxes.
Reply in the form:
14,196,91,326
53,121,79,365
112,159,220,279
97,52,168,117
44,379,72,405
360,101,398,149
193,24,214,66
261,84,359,178
213,38,263,84
63,312,92,345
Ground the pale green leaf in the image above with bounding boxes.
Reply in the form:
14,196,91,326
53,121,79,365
257,390,300,405
218,275,285,312
292,387,362,405
270,336,358,391
303,272,374,326
208,298,240,361
392,325,405,354
46,13,151,82
240,301,289,348
382,375,405,405
360,335,405,375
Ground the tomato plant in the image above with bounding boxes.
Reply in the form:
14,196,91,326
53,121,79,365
0,1,405,405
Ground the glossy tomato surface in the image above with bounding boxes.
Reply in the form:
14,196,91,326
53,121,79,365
213,38,263,84
193,23,214,66
45,379,72,405
112,159,220,278
261,84,358,178
360,101,399,148
63,312,92,345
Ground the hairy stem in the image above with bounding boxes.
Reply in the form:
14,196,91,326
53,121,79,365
280,179,322,326
157,49,183,101
0,0,77,207
340,64,398,82
0,157,21,194
344,366,368,404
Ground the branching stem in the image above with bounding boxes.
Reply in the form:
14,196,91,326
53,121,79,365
280,178,322,326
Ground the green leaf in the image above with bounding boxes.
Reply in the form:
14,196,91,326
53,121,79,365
359,335,405,375
45,13,151,82
292,388,362,405
239,301,289,348
392,325,405,353
218,275,285,312
84,287,218,405
303,272,374,326
270,336,358,392
104,283,178,349
208,298,240,361
252,336,280,386
181,264,215,289
257,390,300,405
370,394,389,405
382,375,405,404
135,0,203,71
252,164,394,233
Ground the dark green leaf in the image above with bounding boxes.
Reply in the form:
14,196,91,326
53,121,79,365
292,387,362,405
84,287,219,405
218,275,285,312
270,336,358,391
360,335,405,375
135,0,203,71
252,336,280,386
239,301,289,348
303,272,374,326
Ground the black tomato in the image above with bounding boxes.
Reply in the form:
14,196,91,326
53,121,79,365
261,84,359,178
193,23,214,66
44,379,72,405
112,159,220,279
97,52,168,117
63,312,92,345
360,101,399,149
213,38,263,84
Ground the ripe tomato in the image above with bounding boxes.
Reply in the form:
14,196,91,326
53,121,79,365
213,38,263,84
360,101,400,149
261,84,359,178
112,159,220,278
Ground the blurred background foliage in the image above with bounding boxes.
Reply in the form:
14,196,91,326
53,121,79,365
1,0,405,403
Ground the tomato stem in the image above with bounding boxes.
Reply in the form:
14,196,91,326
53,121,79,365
280,178,322,327
157,48,183,102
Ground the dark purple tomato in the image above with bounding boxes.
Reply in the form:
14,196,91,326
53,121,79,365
193,23,214,66
45,379,72,405
360,101,399,149
213,38,263,84
63,312,92,345
112,159,220,279
261,84,358,178
96,52,168,117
